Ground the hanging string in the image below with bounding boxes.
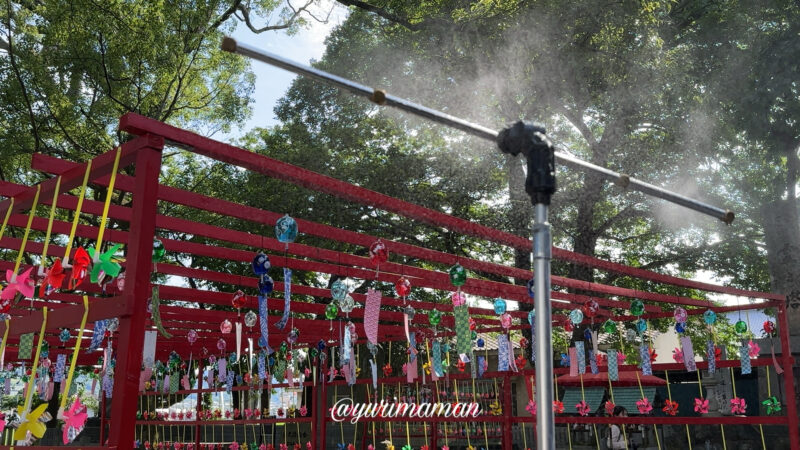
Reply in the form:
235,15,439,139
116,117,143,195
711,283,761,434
60,296,90,410
0,198,14,246
21,307,48,416
94,147,121,256
351,384,357,447
607,372,628,450
13,185,41,276
418,381,427,445
579,373,601,450
665,371,691,450
63,162,92,264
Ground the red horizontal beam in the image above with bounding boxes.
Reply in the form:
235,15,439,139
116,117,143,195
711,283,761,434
117,113,782,301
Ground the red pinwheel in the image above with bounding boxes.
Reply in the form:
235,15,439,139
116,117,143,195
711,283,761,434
604,401,616,416
553,400,564,414
575,400,591,416
662,399,679,416
672,348,684,364
1,267,35,303
43,259,66,295
382,363,392,377
648,347,658,361
715,347,722,361
62,398,88,444
68,247,91,289
456,360,466,372
730,397,747,415
636,398,653,414
515,355,527,369
596,353,608,366
694,398,709,414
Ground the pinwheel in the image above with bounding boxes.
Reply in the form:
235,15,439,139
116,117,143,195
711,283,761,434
423,362,431,375
748,340,760,358
441,446,449,450
230,443,240,450
515,355,527,369
636,398,653,414
382,363,392,377
279,444,287,450
1,267,34,303
648,348,658,361
596,353,608,366
576,401,591,416
763,396,781,415
603,401,616,416
525,400,536,415
672,348,684,364
456,360,466,372
662,399,679,416
307,443,312,450
88,243,123,284
553,400,564,414
730,397,747,414
68,247,92,289
694,398,709,414
617,352,626,365
14,403,51,441
560,353,570,367
299,405,308,417
42,259,66,295
62,398,88,444
401,446,412,450
489,401,502,416
367,446,374,450
420,446,429,450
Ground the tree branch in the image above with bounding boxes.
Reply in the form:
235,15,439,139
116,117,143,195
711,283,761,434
237,0,318,34
334,0,425,31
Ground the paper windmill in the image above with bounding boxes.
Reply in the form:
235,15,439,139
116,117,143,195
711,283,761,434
763,396,781,415
636,398,653,414
231,443,240,450
560,353,570,367
489,401,503,415
525,400,536,415
68,247,92,289
88,243,123,284
730,397,747,415
42,259,66,295
604,401,616,416
672,347,684,364
382,363,392,377
1,267,35,302
748,340,760,358
62,397,88,444
575,400,591,416
693,398,709,414
648,347,658,361
401,446,411,450
662,399,679,416
14,403,51,441
0,411,4,434
553,400,564,414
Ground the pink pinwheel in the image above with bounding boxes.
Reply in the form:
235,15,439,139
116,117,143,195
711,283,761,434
62,398,88,444
1,267,34,303
694,398,709,414
279,445,288,450
442,446,449,450
525,400,536,415
0,411,4,434
636,398,653,414
604,401,616,416
575,400,591,416
672,348,684,364
230,443,239,450
306,443,312,450
367,446,374,450
748,340,760,358
730,397,747,414
617,352,626,365
299,405,308,417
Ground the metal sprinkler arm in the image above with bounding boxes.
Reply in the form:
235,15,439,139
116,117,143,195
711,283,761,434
221,36,733,224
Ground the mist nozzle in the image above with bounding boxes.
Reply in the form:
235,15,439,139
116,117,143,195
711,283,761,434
497,121,556,205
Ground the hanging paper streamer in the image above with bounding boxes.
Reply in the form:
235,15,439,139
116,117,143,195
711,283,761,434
530,317,536,365
470,350,477,378
498,334,511,372
19,333,34,359
54,354,67,382
639,344,652,376
707,341,716,374
454,304,471,362
477,355,486,377
87,320,107,353
406,357,418,383
142,330,157,368
681,336,697,372
103,373,114,398
276,268,292,330
589,350,598,374
569,347,578,377
576,341,586,375
161,374,169,393
348,351,356,386
168,371,178,394
771,344,784,374
343,325,353,361
258,295,272,354
226,370,234,393
218,359,227,383
409,332,417,362
740,341,751,375
258,353,266,379
369,358,377,390
432,340,444,377
364,289,381,345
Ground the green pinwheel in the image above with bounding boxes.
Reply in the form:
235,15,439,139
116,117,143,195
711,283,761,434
762,396,781,415
88,244,123,283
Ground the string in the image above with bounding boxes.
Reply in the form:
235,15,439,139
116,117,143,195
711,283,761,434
22,307,48,415
94,147,121,256
64,161,92,263
351,384,356,447
13,185,40,276
0,320,9,369
579,373,600,450
607,372,628,450
60,296,90,410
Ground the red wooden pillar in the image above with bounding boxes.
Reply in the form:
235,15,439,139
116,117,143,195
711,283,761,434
777,301,800,450
503,372,513,449
108,136,164,448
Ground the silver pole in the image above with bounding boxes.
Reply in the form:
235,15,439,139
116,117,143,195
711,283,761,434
222,36,734,224
533,203,554,450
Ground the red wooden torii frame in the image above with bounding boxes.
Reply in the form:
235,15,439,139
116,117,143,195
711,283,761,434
0,113,795,449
